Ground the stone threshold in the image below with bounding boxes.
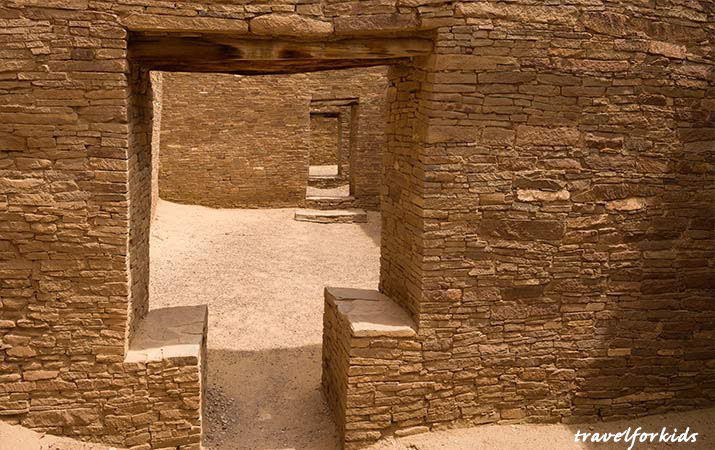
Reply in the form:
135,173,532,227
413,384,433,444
294,208,367,223
325,287,416,337
125,305,208,364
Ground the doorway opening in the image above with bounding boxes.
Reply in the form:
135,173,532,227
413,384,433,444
126,30,433,448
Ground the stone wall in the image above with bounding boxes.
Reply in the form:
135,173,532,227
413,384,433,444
150,72,162,222
158,67,388,209
307,68,388,210
0,1,713,449
310,100,355,184
309,113,340,167
158,72,312,208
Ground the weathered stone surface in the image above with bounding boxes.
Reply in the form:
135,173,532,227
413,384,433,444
606,197,648,212
334,13,418,34
649,40,687,59
479,219,565,241
481,127,516,145
426,125,478,144
125,305,207,364
123,15,248,33
326,287,417,337
456,2,579,25
159,68,386,210
580,11,629,36
250,14,332,36
516,125,579,146
294,209,368,224
1,1,713,449
430,54,518,71
516,189,570,202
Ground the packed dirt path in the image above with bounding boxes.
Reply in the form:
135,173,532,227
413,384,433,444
148,200,715,450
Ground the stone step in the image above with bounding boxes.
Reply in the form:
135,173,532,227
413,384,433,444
305,195,358,210
308,175,347,189
294,208,368,224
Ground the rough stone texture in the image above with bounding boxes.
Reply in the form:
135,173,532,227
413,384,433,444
0,1,713,449
294,209,368,224
150,72,162,222
158,72,311,208
310,114,341,167
159,67,388,209
310,99,357,188
322,288,421,449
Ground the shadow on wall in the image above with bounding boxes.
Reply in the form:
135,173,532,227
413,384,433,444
567,152,715,422
205,346,338,450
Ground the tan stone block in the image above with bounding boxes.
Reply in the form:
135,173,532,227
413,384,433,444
12,0,87,9
607,348,631,357
649,40,687,59
334,13,418,34
122,15,249,33
23,370,58,381
250,14,332,36
0,132,26,150
425,125,477,144
606,198,648,212
516,125,579,146
430,54,517,71
7,346,36,357
479,219,564,241
456,2,578,26
580,11,629,37
516,189,570,202
480,127,515,145
500,408,525,419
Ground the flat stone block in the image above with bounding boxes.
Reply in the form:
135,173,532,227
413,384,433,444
304,195,358,210
325,287,416,338
294,208,367,224
125,305,208,364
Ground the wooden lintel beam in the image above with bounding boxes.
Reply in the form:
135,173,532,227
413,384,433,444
128,34,432,73
311,98,359,107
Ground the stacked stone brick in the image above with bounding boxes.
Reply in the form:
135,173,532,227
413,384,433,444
309,113,340,166
158,67,388,209
0,1,713,449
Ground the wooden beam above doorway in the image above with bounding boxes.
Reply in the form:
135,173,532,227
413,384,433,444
129,33,433,74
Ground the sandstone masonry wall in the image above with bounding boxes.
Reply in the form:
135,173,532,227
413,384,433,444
0,1,713,449
159,67,388,209
150,72,162,222
158,72,312,208
309,113,340,167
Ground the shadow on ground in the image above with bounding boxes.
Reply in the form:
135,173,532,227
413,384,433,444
205,346,338,450
357,210,381,247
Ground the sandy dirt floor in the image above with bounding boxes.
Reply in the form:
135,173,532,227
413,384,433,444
144,199,715,450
